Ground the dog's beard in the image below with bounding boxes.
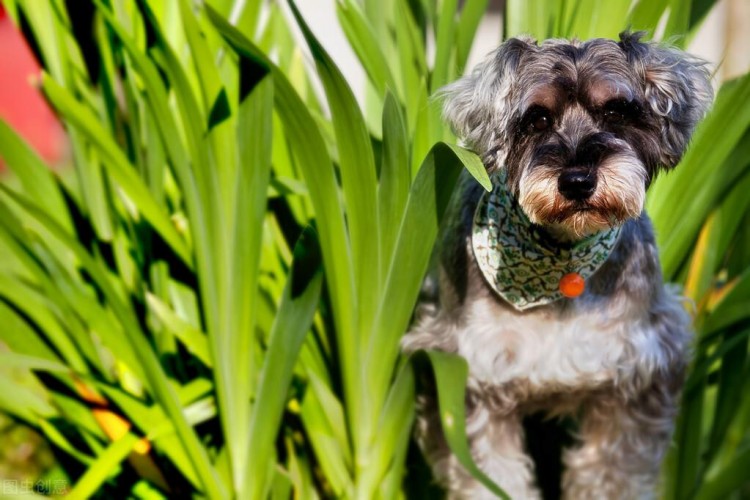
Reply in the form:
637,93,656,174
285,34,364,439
517,151,647,240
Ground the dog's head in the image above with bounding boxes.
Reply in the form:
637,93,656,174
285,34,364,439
443,32,712,240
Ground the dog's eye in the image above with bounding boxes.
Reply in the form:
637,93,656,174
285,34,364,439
604,109,625,124
533,115,551,131
602,99,639,125
525,107,553,132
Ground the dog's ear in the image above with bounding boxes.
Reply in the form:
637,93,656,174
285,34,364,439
619,31,713,168
441,37,536,163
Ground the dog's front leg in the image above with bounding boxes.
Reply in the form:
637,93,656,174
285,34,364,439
462,410,541,500
417,388,541,500
561,382,679,500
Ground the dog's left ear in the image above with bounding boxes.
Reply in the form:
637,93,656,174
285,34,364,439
619,31,713,168
440,36,536,165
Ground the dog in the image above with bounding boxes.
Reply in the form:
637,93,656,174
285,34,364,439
402,32,712,499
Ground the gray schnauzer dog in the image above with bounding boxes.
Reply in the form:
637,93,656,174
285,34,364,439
402,32,712,499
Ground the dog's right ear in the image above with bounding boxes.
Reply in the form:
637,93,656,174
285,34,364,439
618,31,713,168
441,37,535,162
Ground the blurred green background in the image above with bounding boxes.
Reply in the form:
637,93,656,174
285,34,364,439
0,0,748,498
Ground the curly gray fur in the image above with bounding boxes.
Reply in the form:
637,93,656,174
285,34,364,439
403,32,712,499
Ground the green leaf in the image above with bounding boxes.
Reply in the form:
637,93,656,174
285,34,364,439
207,2,360,451
100,385,201,489
0,352,71,373
52,392,107,442
0,187,224,498
365,142,471,464
562,0,631,39
0,189,133,379
446,144,491,191
687,325,750,392
290,0,380,333
19,0,115,242
356,361,415,494
39,419,95,466
700,268,750,339
146,293,212,367
40,75,192,267
207,88,232,130
0,283,73,365
455,0,490,73
300,373,354,497
418,351,510,499
245,227,324,499
432,0,458,90
394,0,427,134
0,371,57,423
670,376,706,499
695,447,750,500
683,169,750,303
175,0,239,226
410,80,440,177
336,0,399,98
216,72,274,493
369,143,475,371
688,0,720,33
704,331,747,471
648,74,750,279
506,0,554,39
0,119,72,232
628,0,669,33
285,437,320,500
378,93,411,284
68,433,140,498
664,0,692,43
207,2,354,327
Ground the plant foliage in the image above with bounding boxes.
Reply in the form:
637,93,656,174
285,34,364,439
0,0,748,498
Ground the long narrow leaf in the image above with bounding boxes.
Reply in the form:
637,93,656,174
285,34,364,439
0,120,72,232
40,76,192,267
419,351,510,499
0,187,225,498
68,433,139,498
245,227,323,498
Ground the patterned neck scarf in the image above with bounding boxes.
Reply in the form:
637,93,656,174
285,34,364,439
472,171,621,311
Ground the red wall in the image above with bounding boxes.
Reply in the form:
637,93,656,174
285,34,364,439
0,4,66,169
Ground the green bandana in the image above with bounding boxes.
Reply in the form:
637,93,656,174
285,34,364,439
472,171,622,311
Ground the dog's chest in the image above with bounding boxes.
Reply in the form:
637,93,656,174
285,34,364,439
457,296,649,391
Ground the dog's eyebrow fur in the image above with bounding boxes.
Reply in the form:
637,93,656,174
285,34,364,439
523,84,566,113
585,79,637,106
553,76,577,95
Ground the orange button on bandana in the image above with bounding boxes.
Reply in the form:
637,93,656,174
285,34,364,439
559,272,585,298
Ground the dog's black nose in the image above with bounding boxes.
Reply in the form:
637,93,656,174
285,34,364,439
558,169,597,200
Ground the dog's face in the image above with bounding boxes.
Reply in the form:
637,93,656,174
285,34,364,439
443,32,713,240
